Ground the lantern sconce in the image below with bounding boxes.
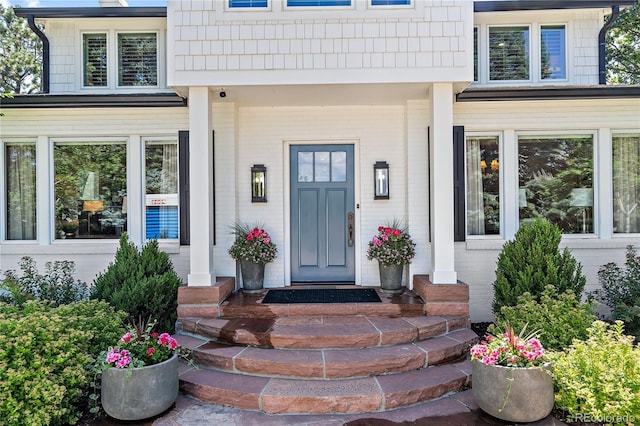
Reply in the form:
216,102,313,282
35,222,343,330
251,164,267,203
373,161,389,200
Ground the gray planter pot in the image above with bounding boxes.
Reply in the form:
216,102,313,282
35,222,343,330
378,263,404,293
472,360,554,422
101,353,178,421
240,259,265,293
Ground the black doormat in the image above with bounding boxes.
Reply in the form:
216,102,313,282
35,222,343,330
262,288,382,304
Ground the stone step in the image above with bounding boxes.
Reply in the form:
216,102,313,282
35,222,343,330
186,328,477,379
178,358,472,414
177,315,469,350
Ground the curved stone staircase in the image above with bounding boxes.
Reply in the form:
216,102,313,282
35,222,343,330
175,277,478,415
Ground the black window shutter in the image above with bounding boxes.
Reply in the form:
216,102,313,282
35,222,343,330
178,130,190,245
453,126,465,242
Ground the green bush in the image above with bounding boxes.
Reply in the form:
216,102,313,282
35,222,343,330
597,245,640,339
495,285,596,350
492,218,586,313
0,300,126,425
91,233,181,333
1,256,89,306
550,320,640,424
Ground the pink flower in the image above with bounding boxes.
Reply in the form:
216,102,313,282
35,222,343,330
116,356,131,368
246,233,253,241
383,227,392,235
106,348,121,364
147,347,156,356
392,229,401,237
263,238,271,244
150,332,159,339
372,236,382,247
120,332,133,343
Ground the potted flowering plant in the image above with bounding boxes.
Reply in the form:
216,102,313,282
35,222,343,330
99,319,180,421
366,221,416,293
470,322,553,423
229,223,277,292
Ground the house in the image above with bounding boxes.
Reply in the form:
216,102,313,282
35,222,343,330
1,0,639,324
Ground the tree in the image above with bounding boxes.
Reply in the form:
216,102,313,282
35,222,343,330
607,3,640,84
0,5,42,94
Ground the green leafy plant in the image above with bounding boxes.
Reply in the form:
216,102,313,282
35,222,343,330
596,245,640,339
1,256,89,306
495,285,596,351
228,223,277,265
492,218,586,313
91,233,181,333
550,321,640,423
366,220,416,266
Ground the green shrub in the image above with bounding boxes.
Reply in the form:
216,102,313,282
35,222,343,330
492,218,586,313
0,300,126,425
91,233,181,333
597,245,640,339
495,285,596,350
1,256,89,306
550,321,640,424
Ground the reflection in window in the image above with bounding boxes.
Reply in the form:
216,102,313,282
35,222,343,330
5,143,37,240
315,152,330,182
118,33,157,87
298,151,347,182
229,0,268,7
518,135,593,233
298,152,313,182
287,0,350,6
466,136,500,235
541,25,566,80
83,33,107,87
54,142,127,239
145,140,179,240
489,26,530,81
473,27,478,82
613,134,640,233
331,151,346,182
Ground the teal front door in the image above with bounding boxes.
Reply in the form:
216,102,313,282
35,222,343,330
290,145,355,283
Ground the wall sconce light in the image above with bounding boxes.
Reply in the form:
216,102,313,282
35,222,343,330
374,161,389,200
251,164,267,203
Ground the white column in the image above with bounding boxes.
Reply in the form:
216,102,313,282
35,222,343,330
429,83,457,284
187,86,216,286
36,136,51,244
597,127,613,239
127,135,144,247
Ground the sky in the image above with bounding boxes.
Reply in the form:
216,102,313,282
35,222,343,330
2,0,166,7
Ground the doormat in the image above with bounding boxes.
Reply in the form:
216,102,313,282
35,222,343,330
262,288,382,304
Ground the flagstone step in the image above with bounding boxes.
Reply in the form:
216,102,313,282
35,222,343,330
177,314,469,350
178,358,472,414
184,328,477,379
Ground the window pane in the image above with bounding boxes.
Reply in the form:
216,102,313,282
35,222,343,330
331,151,346,182
315,151,330,182
541,25,566,80
145,141,179,240
287,0,350,6
5,143,37,240
83,33,107,87
229,0,268,6
489,26,529,81
518,135,593,234
118,33,157,86
371,0,410,5
298,152,313,182
613,134,640,233
54,142,127,239
466,136,500,235
473,27,478,82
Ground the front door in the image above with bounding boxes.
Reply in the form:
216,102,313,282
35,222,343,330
290,145,355,283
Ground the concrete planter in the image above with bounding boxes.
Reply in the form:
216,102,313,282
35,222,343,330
472,360,553,423
101,353,178,421
240,260,266,293
378,263,404,293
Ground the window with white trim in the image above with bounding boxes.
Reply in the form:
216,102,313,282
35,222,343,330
540,25,566,80
613,133,640,234
473,27,478,82
5,142,37,240
286,0,350,6
489,26,530,81
228,0,268,8
371,0,410,5
145,139,179,240
83,33,107,87
466,135,500,236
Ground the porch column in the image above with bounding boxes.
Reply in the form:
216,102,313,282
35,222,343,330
429,82,457,284
187,86,216,286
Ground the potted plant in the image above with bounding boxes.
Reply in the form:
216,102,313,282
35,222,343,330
470,322,553,422
99,319,180,421
366,222,416,293
229,223,277,293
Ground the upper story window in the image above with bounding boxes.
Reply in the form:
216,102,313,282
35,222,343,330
82,31,158,89
286,0,350,6
371,0,410,5
540,25,566,80
473,27,478,82
489,26,530,81
228,0,268,7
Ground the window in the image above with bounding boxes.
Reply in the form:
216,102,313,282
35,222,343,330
118,33,157,87
83,33,107,87
54,142,127,240
473,27,478,82
489,26,530,81
371,0,410,5
466,135,500,235
228,0,268,6
297,151,347,182
287,0,350,6
518,135,593,234
613,133,640,234
145,140,179,240
540,25,566,80
5,143,37,240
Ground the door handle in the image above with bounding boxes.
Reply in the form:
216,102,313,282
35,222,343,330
348,212,354,247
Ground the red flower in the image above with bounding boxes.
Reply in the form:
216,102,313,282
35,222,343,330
392,229,401,237
147,347,156,356
150,332,159,339
383,227,392,235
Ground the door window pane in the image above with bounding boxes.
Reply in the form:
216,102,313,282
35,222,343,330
298,152,313,182
5,143,37,240
489,26,530,81
314,151,330,182
331,151,346,182
466,136,500,235
613,134,640,233
54,142,127,239
518,135,593,233
118,33,157,87
541,25,566,80
83,33,107,87
145,140,179,240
